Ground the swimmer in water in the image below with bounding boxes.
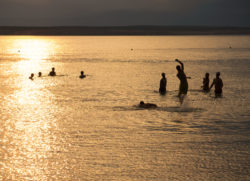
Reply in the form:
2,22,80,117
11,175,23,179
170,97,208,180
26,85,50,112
138,101,157,108
29,73,34,80
175,59,189,97
159,72,167,95
210,72,223,97
202,73,210,92
79,71,86,79
38,72,42,77
49,67,56,76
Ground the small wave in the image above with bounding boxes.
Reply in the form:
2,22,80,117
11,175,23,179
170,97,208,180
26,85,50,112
158,106,204,112
112,105,204,112
82,98,99,102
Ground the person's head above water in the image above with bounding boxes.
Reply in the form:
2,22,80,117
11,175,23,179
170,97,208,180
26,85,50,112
38,72,42,77
176,65,181,71
29,73,34,79
140,101,145,105
216,72,220,78
205,73,209,78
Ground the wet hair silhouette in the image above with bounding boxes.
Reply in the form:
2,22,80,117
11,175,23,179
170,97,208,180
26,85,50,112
38,72,42,77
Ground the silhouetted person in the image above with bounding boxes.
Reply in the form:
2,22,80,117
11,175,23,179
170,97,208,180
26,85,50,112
49,67,56,76
175,59,189,96
38,72,42,77
139,101,157,108
29,73,34,80
159,72,167,95
79,71,86,79
210,72,223,97
202,73,210,92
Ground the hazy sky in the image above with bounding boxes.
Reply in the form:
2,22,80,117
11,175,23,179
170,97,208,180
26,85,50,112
0,0,250,26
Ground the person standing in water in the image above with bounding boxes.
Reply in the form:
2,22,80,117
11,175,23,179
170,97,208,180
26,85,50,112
159,72,167,95
79,71,86,79
202,73,210,92
210,72,223,97
49,67,56,76
175,59,189,97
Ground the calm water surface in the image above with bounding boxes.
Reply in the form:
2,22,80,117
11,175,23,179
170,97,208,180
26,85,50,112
0,36,250,180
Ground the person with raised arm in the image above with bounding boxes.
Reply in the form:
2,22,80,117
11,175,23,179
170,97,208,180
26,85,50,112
175,59,189,97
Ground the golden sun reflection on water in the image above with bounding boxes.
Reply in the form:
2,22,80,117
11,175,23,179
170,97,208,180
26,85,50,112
1,38,66,180
14,38,53,76
17,38,51,61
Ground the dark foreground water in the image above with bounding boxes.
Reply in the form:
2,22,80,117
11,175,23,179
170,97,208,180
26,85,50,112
0,36,250,180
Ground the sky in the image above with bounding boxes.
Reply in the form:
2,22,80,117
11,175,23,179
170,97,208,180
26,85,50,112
0,0,250,26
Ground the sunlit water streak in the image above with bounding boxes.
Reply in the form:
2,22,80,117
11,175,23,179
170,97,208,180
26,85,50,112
0,36,250,180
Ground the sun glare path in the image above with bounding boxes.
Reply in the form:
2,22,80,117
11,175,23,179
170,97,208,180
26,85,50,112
6,38,60,179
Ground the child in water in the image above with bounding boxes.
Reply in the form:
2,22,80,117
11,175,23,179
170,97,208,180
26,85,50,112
159,72,167,95
202,73,210,92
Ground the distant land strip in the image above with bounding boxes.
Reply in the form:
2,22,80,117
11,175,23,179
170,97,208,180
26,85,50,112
0,26,250,35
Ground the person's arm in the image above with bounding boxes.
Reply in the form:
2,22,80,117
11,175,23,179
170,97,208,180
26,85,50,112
209,79,215,90
175,59,184,70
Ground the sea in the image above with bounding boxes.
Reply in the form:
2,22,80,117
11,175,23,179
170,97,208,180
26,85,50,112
0,35,250,180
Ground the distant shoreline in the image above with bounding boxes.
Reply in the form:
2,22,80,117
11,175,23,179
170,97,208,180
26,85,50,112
1,26,250,35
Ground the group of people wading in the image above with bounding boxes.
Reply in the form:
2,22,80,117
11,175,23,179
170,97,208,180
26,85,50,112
140,59,223,108
159,59,223,97
28,60,223,109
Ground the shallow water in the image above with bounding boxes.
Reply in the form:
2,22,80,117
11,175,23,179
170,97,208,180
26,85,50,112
0,36,250,180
